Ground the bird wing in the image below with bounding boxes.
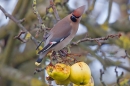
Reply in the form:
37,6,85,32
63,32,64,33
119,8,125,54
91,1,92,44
38,35,68,54
36,32,51,50
38,18,72,54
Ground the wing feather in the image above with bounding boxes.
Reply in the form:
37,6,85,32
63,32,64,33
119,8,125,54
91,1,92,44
38,16,72,54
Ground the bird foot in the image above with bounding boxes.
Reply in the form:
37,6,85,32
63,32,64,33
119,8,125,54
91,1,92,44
51,51,58,61
58,50,68,57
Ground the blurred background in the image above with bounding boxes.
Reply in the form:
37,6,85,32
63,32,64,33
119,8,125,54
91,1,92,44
0,0,130,86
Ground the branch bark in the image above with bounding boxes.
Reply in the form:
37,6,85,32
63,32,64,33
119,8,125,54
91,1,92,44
0,65,47,86
0,5,39,46
11,50,36,67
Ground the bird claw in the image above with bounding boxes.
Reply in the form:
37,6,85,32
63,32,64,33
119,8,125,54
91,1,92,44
58,50,68,57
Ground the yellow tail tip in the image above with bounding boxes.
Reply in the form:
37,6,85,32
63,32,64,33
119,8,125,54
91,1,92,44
35,62,41,66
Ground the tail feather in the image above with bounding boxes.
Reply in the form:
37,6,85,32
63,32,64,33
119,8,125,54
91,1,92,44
36,51,49,63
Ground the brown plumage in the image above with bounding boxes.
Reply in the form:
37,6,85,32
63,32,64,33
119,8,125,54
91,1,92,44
35,5,86,65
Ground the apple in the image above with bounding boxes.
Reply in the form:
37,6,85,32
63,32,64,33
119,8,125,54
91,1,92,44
46,63,70,81
73,76,94,86
55,77,70,85
69,62,91,85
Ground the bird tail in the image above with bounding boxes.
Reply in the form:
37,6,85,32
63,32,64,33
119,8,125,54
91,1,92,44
35,50,49,66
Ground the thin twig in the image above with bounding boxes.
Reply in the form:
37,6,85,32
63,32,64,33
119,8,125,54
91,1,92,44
34,67,46,74
32,0,44,25
115,66,124,86
32,0,47,38
71,33,121,46
105,0,113,23
14,31,26,43
47,0,60,21
121,50,130,59
0,6,27,32
46,76,54,86
86,0,96,14
0,5,39,46
115,66,118,78
100,69,106,86
18,18,25,23
117,72,124,86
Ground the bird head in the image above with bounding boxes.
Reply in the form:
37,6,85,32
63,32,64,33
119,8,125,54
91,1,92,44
70,5,86,22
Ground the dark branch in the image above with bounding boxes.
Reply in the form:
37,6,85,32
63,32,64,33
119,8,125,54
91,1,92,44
71,33,121,46
14,31,26,43
115,66,118,78
0,5,39,46
115,66,124,86
32,0,47,38
105,0,113,23
47,0,60,21
121,50,130,59
100,69,106,86
34,67,46,74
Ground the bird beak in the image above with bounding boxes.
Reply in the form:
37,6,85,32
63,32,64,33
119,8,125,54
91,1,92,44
72,5,86,18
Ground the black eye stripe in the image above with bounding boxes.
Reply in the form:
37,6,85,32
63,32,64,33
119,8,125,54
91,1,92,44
70,15,77,22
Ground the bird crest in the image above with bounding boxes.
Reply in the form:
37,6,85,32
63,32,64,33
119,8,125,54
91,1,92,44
72,5,86,18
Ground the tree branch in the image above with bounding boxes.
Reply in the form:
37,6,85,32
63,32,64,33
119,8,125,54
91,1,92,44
47,0,60,21
0,65,47,86
86,0,96,14
11,50,36,67
32,0,48,38
100,69,106,86
0,5,39,46
105,0,113,23
79,45,130,72
71,33,121,46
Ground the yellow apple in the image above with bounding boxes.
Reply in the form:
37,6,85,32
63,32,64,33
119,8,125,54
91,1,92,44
46,63,70,81
73,76,94,86
55,77,70,85
69,62,91,85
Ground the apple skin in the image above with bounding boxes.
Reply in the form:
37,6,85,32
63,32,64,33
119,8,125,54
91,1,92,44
46,63,70,81
69,62,91,85
73,76,94,86
55,77,70,85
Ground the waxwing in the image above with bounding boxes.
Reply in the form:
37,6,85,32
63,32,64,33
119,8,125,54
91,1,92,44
35,5,86,66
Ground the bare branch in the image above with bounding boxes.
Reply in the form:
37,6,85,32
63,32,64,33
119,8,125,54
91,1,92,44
18,18,25,23
100,69,106,86
117,72,124,86
14,31,26,43
0,65,47,86
34,67,46,75
0,6,26,32
32,0,44,25
0,5,39,46
46,76,54,86
32,0,48,38
105,0,113,23
121,50,130,59
115,66,118,78
86,0,96,14
47,0,60,21
115,66,124,86
71,33,121,46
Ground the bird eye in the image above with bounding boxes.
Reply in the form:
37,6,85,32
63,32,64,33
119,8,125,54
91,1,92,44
70,15,77,22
